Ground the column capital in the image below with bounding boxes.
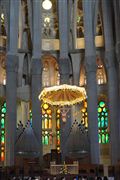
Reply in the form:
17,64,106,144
31,57,42,75
6,53,19,72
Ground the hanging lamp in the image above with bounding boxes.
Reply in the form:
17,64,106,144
42,0,52,10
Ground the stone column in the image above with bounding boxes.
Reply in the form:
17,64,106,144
73,0,77,49
31,0,43,164
18,0,23,49
5,54,18,166
82,0,100,164
31,59,42,163
71,53,81,86
86,63,100,164
102,0,119,164
5,0,19,167
113,0,120,148
58,0,70,161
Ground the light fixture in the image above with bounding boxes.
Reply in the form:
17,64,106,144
42,0,52,10
39,84,86,106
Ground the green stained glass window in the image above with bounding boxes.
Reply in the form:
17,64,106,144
99,134,101,143
105,112,108,116
42,136,45,144
98,100,109,144
103,107,106,112
1,136,4,143
1,131,4,135
0,101,6,161
45,135,49,145
4,103,6,107
102,134,105,143
81,100,109,144
30,102,53,146
1,108,6,113
106,133,109,143
99,101,105,107
42,103,52,145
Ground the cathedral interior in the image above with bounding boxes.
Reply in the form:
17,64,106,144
0,0,120,178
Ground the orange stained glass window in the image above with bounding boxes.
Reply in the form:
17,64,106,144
1,152,4,161
49,119,52,129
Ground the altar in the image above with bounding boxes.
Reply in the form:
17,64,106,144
50,161,79,175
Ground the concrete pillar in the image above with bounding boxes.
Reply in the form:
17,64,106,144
18,0,23,49
31,59,42,163
5,0,19,166
83,0,100,164
5,54,18,166
58,0,70,82
113,0,120,148
85,59,100,164
58,0,70,161
102,0,119,164
71,53,81,86
31,0,43,164
73,0,77,49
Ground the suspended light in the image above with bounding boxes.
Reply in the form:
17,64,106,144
42,0,52,10
39,84,86,106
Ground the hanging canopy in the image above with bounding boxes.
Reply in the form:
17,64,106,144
39,84,86,106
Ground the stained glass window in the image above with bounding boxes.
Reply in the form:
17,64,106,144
0,102,6,161
56,109,60,152
30,102,53,146
81,101,88,127
81,100,109,144
98,101,109,143
29,109,32,125
42,103,52,145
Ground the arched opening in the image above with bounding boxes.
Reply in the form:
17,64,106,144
79,56,107,87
